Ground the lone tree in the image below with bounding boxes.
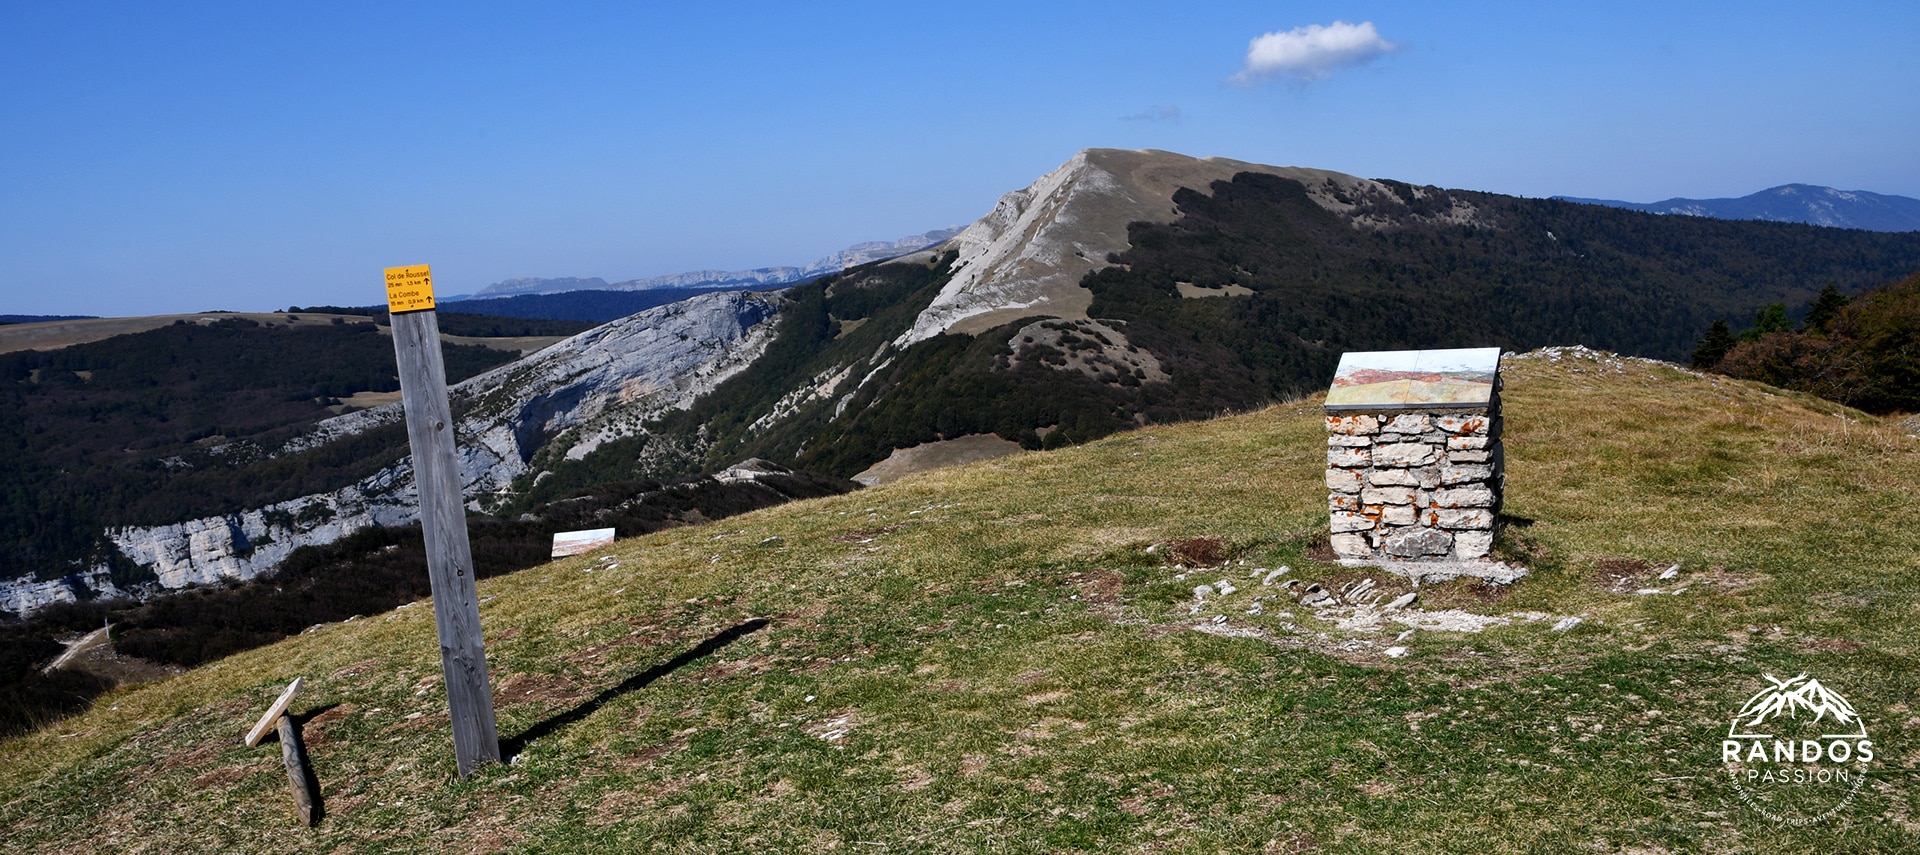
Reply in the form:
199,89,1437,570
1691,319,1736,369
1801,283,1850,333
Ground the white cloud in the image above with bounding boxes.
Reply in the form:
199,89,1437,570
1230,20,1397,85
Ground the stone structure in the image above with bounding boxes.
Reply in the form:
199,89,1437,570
1323,349,1504,562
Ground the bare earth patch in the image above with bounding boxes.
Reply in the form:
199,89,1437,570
853,435,1025,486
497,672,584,706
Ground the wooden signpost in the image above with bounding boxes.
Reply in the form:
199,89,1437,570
385,264,501,778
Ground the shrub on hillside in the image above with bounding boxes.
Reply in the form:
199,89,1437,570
1713,269,1920,414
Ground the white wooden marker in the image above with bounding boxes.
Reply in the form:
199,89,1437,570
551,527,617,558
385,264,501,778
244,677,304,747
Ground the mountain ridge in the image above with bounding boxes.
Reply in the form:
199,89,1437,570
1556,183,1920,232
471,228,962,299
895,148,1487,346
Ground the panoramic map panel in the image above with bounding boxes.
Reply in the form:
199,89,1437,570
1325,347,1502,410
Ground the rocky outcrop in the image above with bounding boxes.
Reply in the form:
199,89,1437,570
1002,318,1166,384
0,573,125,617
1,290,788,615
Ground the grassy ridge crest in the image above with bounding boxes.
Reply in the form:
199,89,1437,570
1,349,1915,852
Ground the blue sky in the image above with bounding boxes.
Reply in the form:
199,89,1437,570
3,1,1916,317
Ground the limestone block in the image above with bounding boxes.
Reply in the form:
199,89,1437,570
1454,530,1494,559
1368,468,1421,487
1420,430,1449,444
1381,504,1417,525
1431,507,1494,529
1326,415,1379,435
1327,434,1372,448
1330,511,1374,533
1384,527,1453,558
1435,415,1490,435
1446,448,1492,464
1376,433,1409,443
1327,447,1371,468
1329,493,1360,512
1373,442,1440,467
1447,436,1489,451
1361,486,1417,506
1384,414,1431,433
1429,487,1496,508
1440,464,1493,485
1330,533,1371,558
1326,468,1365,493
1372,467,1441,489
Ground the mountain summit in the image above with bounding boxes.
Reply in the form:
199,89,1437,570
894,149,1484,346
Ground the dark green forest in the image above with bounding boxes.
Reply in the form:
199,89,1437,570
284,306,595,337
0,318,517,584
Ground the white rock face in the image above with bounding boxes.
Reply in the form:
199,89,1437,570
7,290,786,615
0,573,124,616
112,491,406,591
461,289,785,466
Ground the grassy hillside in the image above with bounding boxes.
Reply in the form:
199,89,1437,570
2,349,1915,852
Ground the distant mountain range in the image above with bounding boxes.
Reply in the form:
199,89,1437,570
465,227,964,299
1557,184,1920,232
0,315,96,325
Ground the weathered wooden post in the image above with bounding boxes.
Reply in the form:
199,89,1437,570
384,264,501,777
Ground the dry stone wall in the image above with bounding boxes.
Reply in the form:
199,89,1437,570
1325,409,1504,561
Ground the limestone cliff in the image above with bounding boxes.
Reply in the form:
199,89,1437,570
0,290,784,615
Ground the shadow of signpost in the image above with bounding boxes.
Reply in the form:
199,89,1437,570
500,618,769,759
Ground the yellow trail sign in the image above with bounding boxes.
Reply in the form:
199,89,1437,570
384,264,436,313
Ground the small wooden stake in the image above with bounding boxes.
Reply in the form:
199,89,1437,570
276,714,319,827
